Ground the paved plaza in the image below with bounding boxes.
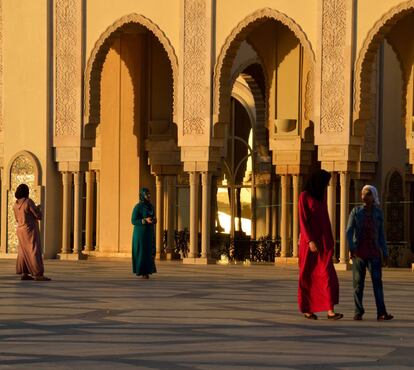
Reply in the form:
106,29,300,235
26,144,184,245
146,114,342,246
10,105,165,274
0,259,413,370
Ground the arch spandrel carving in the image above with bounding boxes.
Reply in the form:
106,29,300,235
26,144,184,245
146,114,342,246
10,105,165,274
84,14,179,129
214,8,316,126
353,1,414,122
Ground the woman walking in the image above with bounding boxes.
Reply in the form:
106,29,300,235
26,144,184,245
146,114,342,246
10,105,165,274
14,183,50,281
346,185,393,321
131,188,157,279
298,170,343,320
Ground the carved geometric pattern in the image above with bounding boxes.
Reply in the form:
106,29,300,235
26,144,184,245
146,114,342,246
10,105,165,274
183,0,207,135
84,14,179,127
214,8,316,126
320,0,346,133
353,1,414,121
0,0,3,133
386,171,404,242
304,71,313,121
7,155,40,253
55,0,81,136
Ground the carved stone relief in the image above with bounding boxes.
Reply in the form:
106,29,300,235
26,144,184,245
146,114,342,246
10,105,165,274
320,0,346,133
55,0,81,136
183,0,207,135
7,155,40,253
0,0,3,133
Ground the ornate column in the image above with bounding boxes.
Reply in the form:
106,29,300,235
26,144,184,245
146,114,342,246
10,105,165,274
94,170,100,251
166,176,176,259
292,174,301,258
327,172,337,259
60,172,72,255
84,171,95,252
280,174,290,258
187,172,199,260
155,175,164,260
339,171,350,268
0,168,6,253
265,186,272,237
271,178,279,240
201,172,211,260
73,171,83,256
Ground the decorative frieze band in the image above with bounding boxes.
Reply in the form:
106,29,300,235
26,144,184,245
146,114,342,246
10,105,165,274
0,0,3,133
183,0,207,135
320,0,347,133
55,0,82,137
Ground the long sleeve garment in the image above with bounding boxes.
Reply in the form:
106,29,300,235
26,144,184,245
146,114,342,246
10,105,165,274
131,202,157,276
13,198,44,276
298,191,339,313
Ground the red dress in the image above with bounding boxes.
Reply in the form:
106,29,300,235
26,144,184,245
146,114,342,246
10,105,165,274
298,191,339,313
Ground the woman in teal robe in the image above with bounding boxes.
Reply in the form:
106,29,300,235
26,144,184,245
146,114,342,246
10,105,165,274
131,188,157,278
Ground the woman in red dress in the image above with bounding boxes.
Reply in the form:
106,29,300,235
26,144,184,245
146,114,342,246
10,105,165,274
298,170,343,320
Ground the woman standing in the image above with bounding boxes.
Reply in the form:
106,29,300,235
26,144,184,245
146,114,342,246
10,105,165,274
346,185,393,321
14,184,50,281
131,188,157,279
298,170,342,320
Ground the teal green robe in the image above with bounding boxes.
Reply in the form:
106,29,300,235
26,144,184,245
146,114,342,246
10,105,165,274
131,202,157,276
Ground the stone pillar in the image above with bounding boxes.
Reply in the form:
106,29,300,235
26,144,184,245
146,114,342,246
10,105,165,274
84,171,95,252
327,172,337,260
155,175,164,260
339,171,350,268
0,168,6,253
271,178,279,240
292,174,301,258
73,171,83,256
166,176,176,259
60,172,72,255
280,174,289,258
94,170,100,251
265,185,272,237
187,172,199,260
201,172,211,260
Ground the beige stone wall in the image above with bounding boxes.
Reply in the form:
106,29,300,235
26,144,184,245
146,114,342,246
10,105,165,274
2,0,61,258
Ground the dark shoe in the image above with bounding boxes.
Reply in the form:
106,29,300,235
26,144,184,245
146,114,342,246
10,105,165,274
304,313,318,320
21,275,34,281
34,276,51,281
327,313,344,320
377,313,393,321
141,275,149,280
353,314,363,321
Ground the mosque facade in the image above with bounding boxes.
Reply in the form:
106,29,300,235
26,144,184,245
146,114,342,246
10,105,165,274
0,0,413,269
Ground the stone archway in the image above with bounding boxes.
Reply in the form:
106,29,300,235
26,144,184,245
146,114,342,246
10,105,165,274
353,1,414,122
214,7,316,125
84,14,179,128
3,151,42,254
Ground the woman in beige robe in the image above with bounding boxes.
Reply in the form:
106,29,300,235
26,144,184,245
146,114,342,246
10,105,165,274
13,184,50,281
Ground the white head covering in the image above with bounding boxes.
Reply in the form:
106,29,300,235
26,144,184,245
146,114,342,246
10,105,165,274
362,185,380,206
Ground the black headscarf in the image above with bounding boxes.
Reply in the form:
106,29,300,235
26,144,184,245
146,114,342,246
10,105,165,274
139,187,154,217
304,170,331,201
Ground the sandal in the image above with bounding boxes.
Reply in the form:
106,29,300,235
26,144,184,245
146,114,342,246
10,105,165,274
34,276,51,281
353,314,363,321
304,313,318,320
327,312,344,320
377,313,393,321
21,275,34,281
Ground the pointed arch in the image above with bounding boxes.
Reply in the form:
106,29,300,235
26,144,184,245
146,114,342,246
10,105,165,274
214,8,316,125
83,14,179,128
353,1,414,121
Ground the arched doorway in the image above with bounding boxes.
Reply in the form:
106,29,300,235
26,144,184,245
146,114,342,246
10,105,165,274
84,17,177,255
213,10,316,261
